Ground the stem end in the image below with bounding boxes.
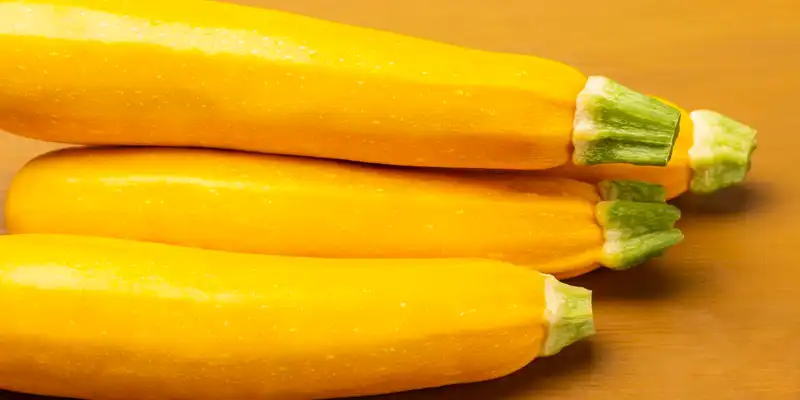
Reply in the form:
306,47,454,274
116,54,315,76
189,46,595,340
601,228,684,270
595,180,683,270
689,110,757,194
541,275,595,357
573,76,681,166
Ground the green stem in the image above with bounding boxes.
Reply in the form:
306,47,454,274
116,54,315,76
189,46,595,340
540,275,595,357
689,110,758,194
572,76,682,166
598,179,667,203
603,229,684,270
595,180,684,270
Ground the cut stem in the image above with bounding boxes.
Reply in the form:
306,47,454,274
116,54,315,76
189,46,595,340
541,275,595,357
603,229,684,269
689,110,758,194
595,180,684,270
573,76,682,166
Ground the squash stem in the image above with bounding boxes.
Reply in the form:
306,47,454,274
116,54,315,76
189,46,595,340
541,275,595,357
598,179,667,203
572,76,681,167
595,180,684,270
689,110,757,194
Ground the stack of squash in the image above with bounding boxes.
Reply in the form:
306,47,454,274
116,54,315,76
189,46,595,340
0,0,757,399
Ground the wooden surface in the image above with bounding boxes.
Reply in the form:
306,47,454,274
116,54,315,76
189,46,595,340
1,0,799,399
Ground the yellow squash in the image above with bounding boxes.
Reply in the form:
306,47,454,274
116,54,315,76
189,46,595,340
7,147,683,277
0,234,593,399
0,0,681,169
542,101,758,199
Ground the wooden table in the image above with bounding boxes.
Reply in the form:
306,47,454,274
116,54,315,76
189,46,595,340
1,0,799,399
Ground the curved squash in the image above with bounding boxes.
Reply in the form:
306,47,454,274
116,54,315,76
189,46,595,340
0,234,593,399
0,0,680,169
6,146,683,277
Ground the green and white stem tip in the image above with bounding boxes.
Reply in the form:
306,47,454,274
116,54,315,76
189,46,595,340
595,180,684,270
689,110,758,194
541,275,595,357
573,76,682,167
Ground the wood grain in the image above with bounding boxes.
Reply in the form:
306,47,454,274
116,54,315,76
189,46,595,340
1,0,798,398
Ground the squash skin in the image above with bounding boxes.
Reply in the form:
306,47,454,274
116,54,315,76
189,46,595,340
0,234,556,399
0,0,586,170
6,146,605,277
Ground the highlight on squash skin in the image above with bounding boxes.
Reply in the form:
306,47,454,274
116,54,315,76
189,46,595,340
7,147,683,278
0,234,593,399
6,146,605,276
0,0,679,170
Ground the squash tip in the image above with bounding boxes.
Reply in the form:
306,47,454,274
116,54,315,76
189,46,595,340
541,275,595,357
572,76,681,167
688,110,757,194
595,181,683,270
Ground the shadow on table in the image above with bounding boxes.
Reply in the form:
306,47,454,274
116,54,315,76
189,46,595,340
670,181,771,216
565,257,701,301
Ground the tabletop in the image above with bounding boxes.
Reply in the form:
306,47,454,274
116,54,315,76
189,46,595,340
1,0,799,399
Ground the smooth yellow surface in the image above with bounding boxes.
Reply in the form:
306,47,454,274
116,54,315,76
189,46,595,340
542,100,694,199
0,234,549,399
0,0,586,170
6,146,604,276
1,0,798,399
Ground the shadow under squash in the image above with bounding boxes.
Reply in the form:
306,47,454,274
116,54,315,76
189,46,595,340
670,181,771,216
0,392,72,400
565,258,700,302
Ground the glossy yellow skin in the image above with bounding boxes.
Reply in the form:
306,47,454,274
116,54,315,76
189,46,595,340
7,147,605,277
541,100,694,199
0,234,550,399
0,0,586,170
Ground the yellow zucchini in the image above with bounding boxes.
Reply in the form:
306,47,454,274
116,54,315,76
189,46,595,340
541,100,757,199
7,146,683,276
0,0,681,169
0,233,593,399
